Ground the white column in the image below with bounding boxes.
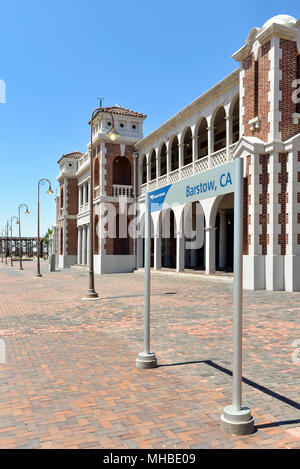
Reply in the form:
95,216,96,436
156,155,160,184
82,225,87,265
146,155,150,187
166,148,171,183
178,143,184,178
205,227,216,274
77,227,82,264
219,210,227,269
176,217,185,272
87,225,90,263
192,135,198,172
226,115,233,161
207,125,214,168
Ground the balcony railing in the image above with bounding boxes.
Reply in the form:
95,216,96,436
79,203,89,214
140,143,237,196
78,154,89,168
112,184,133,198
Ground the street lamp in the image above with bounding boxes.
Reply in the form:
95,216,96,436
36,179,53,277
17,204,30,270
83,107,120,300
5,221,9,265
1,229,5,263
10,216,18,266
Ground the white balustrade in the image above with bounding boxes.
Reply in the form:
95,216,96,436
169,169,180,184
112,184,133,198
210,148,227,167
181,162,193,179
195,156,209,174
138,143,237,195
157,174,168,188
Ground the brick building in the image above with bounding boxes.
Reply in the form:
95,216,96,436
56,14,300,291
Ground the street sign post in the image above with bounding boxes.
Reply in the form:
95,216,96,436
136,157,254,435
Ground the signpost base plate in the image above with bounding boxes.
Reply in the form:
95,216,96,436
136,351,157,369
221,405,254,435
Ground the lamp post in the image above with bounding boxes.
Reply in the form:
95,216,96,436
1,229,5,263
83,106,120,300
17,204,30,270
10,216,18,266
36,179,53,277
5,221,9,265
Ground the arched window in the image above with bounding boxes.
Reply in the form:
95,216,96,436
60,187,64,209
183,128,192,166
160,143,167,176
94,158,100,187
171,136,179,171
150,150,156,180
142,155,147,184
113,157,131,186
94,215,99,254
197,117,208,158
213,107,226,152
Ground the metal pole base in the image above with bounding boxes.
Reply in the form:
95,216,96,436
35,274,42,278
221,405,254,435
81,291,100,301
136,351,157,369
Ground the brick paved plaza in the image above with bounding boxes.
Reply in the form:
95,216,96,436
0,261,299,449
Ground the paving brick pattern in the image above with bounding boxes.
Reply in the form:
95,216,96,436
0,261,299,449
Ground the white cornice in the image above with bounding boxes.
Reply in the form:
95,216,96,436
135,69,239,151
233,21,300,62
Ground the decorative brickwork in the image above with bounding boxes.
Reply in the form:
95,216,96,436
104,143,136,196
242,41,271,141
67,179,78,216
104,202,134,255
279,39,300,141
259,154,270,254
243,156,251,255
66,219,77,255
278,153,288,255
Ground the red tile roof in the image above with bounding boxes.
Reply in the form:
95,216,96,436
57,151,83,164
95,105,146,119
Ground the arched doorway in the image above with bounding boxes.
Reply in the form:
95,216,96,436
184,201,205,270
161,209,176,268
113,156,131,186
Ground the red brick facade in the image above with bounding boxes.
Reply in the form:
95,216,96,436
104,201,134,255
243,41,271,141
243,156,251,255
67,219,77,255
67,179,78,215
278,153,288,254
104,143,136,197
259,154,270,254
279,39,300,141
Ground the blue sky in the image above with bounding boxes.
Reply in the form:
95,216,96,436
0,0,299,236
